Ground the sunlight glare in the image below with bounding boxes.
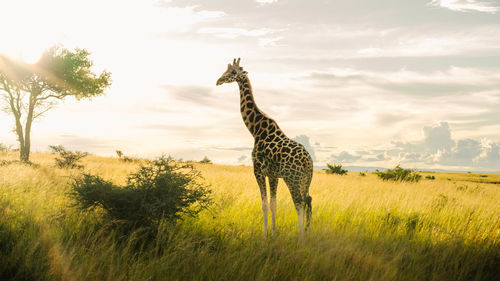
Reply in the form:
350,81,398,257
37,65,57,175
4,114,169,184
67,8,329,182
21,48,43,64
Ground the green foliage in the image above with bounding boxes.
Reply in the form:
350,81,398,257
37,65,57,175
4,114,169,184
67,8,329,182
325,163,348,175
425,175,436,180
115,149,138,162
0,46,111,162
2,154,500,281
0,208,52,281
376,165,422,182
199,156,212,164
36,46,112,99
49,145,89,169
70,156,212,231
359,172,367,177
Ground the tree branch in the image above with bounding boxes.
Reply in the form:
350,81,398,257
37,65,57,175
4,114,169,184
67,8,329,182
33,104,55,119
35,93,65,101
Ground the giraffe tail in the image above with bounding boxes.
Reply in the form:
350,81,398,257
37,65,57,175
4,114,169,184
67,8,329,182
305,195,312,229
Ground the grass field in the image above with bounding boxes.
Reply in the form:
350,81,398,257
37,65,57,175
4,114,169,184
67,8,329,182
1,151,499,281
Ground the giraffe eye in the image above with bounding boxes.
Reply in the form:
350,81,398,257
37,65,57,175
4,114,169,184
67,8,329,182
231,70,237,74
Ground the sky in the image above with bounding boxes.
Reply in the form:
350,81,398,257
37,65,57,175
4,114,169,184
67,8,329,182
0,0,499,172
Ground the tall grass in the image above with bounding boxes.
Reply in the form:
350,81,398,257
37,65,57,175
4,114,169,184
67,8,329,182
1,151,499,281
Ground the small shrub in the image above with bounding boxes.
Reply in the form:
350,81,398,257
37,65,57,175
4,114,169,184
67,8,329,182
425,175,435,180
376,165,421,182
199,156,212,164
0,143,8,152
325,163,348,175
49,145,89,169
70,156,212,232
0,160,17,166
359,172,366,177
115,150,124,158
116,150,137,162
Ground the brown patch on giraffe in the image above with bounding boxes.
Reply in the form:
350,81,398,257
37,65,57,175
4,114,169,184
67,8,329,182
216,58,313,235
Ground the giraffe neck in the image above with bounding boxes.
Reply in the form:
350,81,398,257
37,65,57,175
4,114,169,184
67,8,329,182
237,75,263,137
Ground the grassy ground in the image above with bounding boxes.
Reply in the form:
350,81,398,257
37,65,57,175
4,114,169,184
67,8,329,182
1,151,499,281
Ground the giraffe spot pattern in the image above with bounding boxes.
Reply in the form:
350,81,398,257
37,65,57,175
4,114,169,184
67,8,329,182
230,73,313,230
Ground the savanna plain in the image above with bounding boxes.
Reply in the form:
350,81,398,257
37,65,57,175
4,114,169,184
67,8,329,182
0,151,499,281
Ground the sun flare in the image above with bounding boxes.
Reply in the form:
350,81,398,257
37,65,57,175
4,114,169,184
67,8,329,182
20,47,44,64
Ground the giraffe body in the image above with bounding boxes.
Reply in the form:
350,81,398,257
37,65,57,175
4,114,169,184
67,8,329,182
217,58,313,235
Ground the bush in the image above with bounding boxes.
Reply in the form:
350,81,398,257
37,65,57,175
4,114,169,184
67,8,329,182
425,175,435,180
0,143,8,152
49,145,89,169
70,156,212,231
199,156,212,164
376,165,421,182
115,150,138,162
325,163,348,175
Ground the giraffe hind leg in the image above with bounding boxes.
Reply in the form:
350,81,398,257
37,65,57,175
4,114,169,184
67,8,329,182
269,177,278,235
297,203,305,236
305,195,312,230
283,177,307,236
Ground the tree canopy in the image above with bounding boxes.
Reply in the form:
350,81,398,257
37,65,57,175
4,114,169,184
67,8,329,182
0,46,111,162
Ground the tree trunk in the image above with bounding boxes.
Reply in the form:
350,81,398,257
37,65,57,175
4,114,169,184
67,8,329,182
20,144,30,162
9,99,27,163
13,114,28,163
21,91,37,163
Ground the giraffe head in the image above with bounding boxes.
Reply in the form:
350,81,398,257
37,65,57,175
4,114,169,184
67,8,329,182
216,58,248,86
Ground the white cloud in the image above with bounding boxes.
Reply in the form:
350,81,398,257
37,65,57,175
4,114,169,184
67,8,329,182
429,0,500,13
256,0,278,4
423,122,455,152
198,27,277,39
357,47,383,56
258,36,284,47
390,123,500,170
330,151,361,163
297,66,500,93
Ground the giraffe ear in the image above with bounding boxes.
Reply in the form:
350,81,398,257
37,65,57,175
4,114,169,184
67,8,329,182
227,64,231,69
241,70,248,75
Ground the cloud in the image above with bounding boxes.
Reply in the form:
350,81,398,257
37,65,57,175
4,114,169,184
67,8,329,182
423,122,455,152
296,67,500,98
357,47,383,56
255,0,278,4
428,0,499,13
237,155,248,163
477,141,500,167
198,27,278,39
292,135,316,161
258,36,284,47
210,146,252,151
330,151,361,163
328,122,500,171
161,84,215,105
391,122,500,170
376,112,414,126
364,153,387,162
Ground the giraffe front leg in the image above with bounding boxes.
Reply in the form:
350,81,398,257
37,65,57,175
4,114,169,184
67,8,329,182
269,177,278,235
254,171,268,235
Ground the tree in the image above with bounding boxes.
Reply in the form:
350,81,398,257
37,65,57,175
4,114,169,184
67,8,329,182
0,46,111,162
49,145,89,169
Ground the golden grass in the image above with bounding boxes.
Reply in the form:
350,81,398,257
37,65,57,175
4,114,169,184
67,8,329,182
1,151,499,281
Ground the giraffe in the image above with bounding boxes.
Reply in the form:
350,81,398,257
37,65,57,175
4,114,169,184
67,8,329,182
216,58,313,235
